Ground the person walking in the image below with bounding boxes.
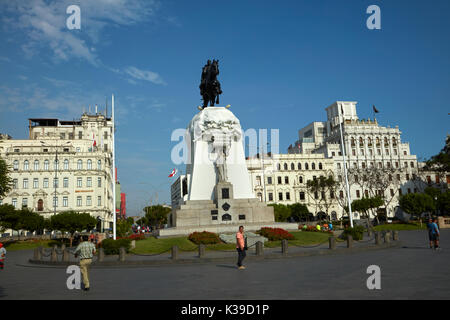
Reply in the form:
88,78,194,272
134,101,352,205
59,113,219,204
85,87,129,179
429,218,441,250
0,243,6,270
426,218,434,249
236,226,246,270
74,235,96,291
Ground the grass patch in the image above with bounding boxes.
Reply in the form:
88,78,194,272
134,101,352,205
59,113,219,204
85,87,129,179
131,236,198,254
3,240,59,251
373,223,427,231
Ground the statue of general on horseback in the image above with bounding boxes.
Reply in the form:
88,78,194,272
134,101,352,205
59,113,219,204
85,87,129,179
199,59,222,109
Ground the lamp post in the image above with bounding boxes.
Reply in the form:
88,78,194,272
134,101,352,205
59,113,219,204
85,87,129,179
40,140,71,216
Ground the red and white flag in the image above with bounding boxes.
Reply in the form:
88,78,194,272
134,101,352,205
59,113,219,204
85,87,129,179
168,168,177,178
92,133,97,147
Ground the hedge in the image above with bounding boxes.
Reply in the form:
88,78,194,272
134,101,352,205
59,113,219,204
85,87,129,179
188,231,221,245
342,226,365,241
257,227,294,241
101,238,132,255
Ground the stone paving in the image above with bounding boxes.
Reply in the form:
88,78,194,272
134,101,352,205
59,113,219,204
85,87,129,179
0,230,449,299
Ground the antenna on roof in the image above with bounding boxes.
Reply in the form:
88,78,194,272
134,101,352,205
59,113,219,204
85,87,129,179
106,97,108,118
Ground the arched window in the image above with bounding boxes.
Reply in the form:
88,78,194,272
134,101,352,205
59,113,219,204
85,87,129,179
305,163,309,170
376,137,380,147
291,163,295,171
299,176,303,184
277,163,281,171
97,160,101,170
312,163,316,170
87,159,92,170
384,137,388,146
392,137,397,146
284,163,288,171
44,160,49,170
351,137,356,147
359,137,364,146
64,159,69,170
257,193,263,202
13,160,19,170
77,159,83,170
297,163,301,170
37,199,44,211
319,162,323,170
34,160,39,170
24,160,29,170
368,137,373,147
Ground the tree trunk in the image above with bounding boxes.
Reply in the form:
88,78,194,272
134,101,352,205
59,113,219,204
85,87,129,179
70,235,73,247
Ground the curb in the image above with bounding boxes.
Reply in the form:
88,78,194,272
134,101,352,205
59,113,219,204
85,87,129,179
27,241,402,268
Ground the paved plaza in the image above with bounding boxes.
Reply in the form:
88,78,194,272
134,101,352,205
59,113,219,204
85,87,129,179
1,230,449,300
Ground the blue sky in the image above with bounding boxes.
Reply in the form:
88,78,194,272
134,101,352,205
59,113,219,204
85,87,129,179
0,0,449,217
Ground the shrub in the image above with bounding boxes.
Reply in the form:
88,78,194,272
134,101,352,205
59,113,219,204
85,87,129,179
342,226,365,241
188,231,221,245
100,238,131,255
118,233,145,241
257,227,294,241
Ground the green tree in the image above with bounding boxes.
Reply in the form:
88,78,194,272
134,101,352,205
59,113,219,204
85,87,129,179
50,211,97,246
399,193,435,219
143,205,171,229
0,156,12,199
351,196,383,224
306,175,337,218
126,217,134,225
437,190,450,215
288,203,310,222
268,204,291,222
0,204,19,235
116,218,132,237
19,208,47,235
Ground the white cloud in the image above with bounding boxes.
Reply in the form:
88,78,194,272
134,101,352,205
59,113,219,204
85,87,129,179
124,66,167,85
1,0,160,66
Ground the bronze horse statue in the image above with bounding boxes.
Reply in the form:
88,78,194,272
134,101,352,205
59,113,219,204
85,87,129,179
199,59,222,109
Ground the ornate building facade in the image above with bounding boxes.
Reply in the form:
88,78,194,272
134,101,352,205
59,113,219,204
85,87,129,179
0,112,115,231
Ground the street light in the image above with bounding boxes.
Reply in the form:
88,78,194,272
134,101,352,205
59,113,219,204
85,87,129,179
40,140,71,216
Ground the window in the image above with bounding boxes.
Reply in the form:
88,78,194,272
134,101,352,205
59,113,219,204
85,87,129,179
388,174,392,182
397,174,401,181
352,149,356,156
278,192,283,201
355,175,359,183
312,163,316,170
321,191,325,200
268,193,273,201
319,163,323,170
12,198,17,208
406,174,410,180
339,191,344,199
98,196,102,206
291,163,295,171
64,159,69,170
362,162,366,169
390,189,394,197
284,176,289,184
44,160,49,170
77,178,82,187
297,163,301,170
24,160,29,170
78,131,83,139
395,162,399,168
360,149,364,155
43,178,49,188
13,160,19,170
404,151,407,155
54,159,58,170
378,162,382,168
87,177,92,187
387,162,391,168
277,163,281,171
239,215,246,220
97,160,101,170
77,160,82,170
410,162,415,168
337,163,341,169
407,188,411,194
305,163,309,170
436,175,440,183
53,196,58,207
77,196,82,206
377,149,381,156
34,160,39,170
314,191,319,200
300,192,305,200
356,190,361,198
385,149,389,155
221,188,229,199
87,159,92,170
394,149,398,155
404,162,408,168
359,137,364,146
286,192,290,200
267,177,272,185
277,177,282,184
86,196,92,206
63,196,68,207
365,190,369,197
330,191,334,199
332,152,336,157
98,177,102,187
22,198,28,208
33,178,39,189
398,188,403,196
23,178,28,189
104,131,108,139
53,178,58,188
299,176,303,184
284,163,288,170
63,177,69,188
60,133,65,139
256,176,261,186
69,132,74,140
76,147,81,152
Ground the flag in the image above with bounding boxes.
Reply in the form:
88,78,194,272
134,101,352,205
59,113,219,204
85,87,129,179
168,168,177,178
373,105,379,113
92,133,97,147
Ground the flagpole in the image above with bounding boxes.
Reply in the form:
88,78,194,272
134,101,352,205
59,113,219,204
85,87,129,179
112,94,117,240
338,104,354,228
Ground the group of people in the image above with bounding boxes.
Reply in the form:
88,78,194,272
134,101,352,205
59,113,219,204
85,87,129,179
132,225,152,234
300,222,333,231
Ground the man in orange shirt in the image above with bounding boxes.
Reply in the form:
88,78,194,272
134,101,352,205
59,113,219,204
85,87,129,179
236,226,246,269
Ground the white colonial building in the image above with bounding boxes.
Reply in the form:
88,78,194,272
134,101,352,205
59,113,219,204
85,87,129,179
288,101,420,220
0,112,115,232
246,153,341,220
